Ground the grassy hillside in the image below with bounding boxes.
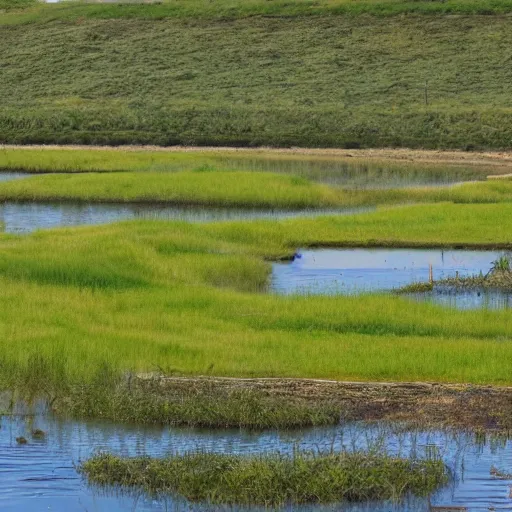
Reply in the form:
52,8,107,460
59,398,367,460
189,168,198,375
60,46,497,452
2,3,512,148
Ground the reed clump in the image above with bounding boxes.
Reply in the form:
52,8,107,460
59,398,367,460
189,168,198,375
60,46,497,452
409,255,512,292
80,451,448,505
61,382,341,429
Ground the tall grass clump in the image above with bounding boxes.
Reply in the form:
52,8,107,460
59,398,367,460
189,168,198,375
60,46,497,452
63,383,341,429
491,255,511,273
80,451,448,505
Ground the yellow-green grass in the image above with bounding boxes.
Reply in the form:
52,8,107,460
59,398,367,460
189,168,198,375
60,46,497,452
1,169,512,209
0,148,226,173
1,148,501,185
0,171,344,208
2,202,512,396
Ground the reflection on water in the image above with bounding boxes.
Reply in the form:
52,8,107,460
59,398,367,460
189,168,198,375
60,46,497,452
0,172,29,183
409,285,512,310
271,248,512,309
217,157,490,189
0,203,367,234
2,408,512,512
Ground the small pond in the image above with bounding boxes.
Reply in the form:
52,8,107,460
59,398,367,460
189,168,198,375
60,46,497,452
0,203,367,234
3,406,512,512
271,248,512,309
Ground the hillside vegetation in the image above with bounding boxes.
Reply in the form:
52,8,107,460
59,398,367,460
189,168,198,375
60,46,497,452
2,1,512,148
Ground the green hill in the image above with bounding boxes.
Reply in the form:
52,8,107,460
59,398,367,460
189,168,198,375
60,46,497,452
2,0,512,148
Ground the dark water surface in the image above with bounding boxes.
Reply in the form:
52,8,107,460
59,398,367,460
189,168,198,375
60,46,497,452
271,248,512,309
3,407,512,512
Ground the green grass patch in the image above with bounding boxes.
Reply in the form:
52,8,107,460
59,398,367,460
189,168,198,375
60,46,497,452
2,168,512,209
0,203,512,399
2,13,512,148
0,171,342,208
80,451,448,505
4,0,512,23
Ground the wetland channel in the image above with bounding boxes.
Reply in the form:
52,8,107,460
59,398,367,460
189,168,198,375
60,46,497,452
4,404,512,512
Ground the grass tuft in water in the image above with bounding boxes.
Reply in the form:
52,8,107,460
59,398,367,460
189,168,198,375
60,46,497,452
61,379,341,429
80,451,448,505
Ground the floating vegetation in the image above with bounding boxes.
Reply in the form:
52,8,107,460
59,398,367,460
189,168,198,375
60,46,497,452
80,451,448,506
31,428,45,439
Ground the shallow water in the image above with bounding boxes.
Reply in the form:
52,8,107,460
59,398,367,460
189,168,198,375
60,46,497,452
217,156,492,189
3,407,512,512
271,248,512,309
0,172,29,183
0,203,366,234
409,285,512,310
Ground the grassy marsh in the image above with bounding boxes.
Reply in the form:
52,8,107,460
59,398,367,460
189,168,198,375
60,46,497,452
0,171,342,209
1,203,512,401
80,451,448,505
1,168,512,210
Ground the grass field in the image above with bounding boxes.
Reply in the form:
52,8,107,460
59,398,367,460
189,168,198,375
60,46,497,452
2,202,512,402
5,0,512,19
3,3,512,148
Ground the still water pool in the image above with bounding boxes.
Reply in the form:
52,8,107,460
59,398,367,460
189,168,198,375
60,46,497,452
0,203,366,234
3,408,512,512
271,248,512,309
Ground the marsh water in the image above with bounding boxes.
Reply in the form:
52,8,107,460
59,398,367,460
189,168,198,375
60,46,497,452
0,157,500,232
271,248,512,309
0,202,366,234
3,405,512,512
1,165,512,510
217,156,497,188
